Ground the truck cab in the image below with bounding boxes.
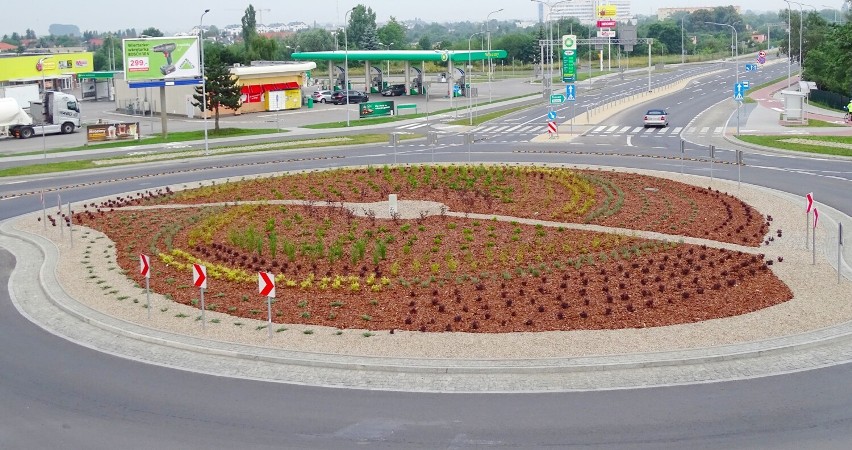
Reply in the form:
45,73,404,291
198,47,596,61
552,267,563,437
5,91,81,139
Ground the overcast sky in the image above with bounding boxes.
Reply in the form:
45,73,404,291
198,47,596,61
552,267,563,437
3,1,832,36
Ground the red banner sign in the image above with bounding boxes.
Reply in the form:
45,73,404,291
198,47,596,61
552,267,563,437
597,20,617,28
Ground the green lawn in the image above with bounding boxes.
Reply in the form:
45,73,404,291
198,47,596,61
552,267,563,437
737,135,852,157
3,128,283,158
447,104,535,126
0,133,421,178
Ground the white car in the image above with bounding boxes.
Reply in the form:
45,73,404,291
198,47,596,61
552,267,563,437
311,90,333,104
643,109,669,128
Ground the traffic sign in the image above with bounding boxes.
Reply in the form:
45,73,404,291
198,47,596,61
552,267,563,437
547,111,557,120
733,82,745,101
759,50,766,57
814,208,819,228
806,192,814,213
139,254,150,279
565,84,576,101
550,94,565,104
757,55,766,64
745,63,758,72
742,80,750,90
258,272,276,297
548,121,557,134
192,263,207,289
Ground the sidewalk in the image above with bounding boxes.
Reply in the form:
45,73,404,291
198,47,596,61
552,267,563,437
745,76,852,135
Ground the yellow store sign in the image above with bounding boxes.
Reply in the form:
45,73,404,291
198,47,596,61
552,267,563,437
597,4,617,18
0,53,94,82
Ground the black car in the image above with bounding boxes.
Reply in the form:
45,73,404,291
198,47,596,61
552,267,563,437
331,90,368,105
381,84,406,96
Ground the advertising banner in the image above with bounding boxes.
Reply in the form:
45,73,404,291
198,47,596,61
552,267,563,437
359,101,395,118
123,37,201,81
597,4,617,18
597,20,617,28
561,35,577,83
87,122,140,142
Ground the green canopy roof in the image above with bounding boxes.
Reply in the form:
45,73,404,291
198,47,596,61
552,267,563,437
291,50,507,63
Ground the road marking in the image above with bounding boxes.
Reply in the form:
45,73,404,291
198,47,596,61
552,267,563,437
626,136,633,147
700,127,710,134
505,125,523,132
714,127,724,134
604,126,618,133
618,126,631,133
632,127,644,133
593,126,606,132
672,127,683,133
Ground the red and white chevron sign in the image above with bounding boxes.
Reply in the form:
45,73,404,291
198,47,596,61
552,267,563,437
192,263,207,289
805,192,814,213
813,208,819,229
548,121,557,134
258,271,276,298
139,254,150,279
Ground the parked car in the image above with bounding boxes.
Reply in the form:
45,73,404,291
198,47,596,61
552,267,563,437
643,109,669,127
381,84,406,96
331,90,369,105
311,90,333,103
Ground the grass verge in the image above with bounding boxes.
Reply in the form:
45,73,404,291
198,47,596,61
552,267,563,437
447,104,536,126
3,128,283,158
0,133,422,178
736,135,852,157
786,119,845,128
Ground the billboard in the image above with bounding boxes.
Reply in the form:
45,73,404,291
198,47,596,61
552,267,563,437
87,122,140,142
359,101,395,118
0,53,93,83
597,4,617,18
562,35,577,83
123,37,201,82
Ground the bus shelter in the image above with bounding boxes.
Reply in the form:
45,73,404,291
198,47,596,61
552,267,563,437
291,49,507,97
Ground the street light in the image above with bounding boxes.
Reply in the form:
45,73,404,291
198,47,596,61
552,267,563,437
681,15,686,64
468,32,483,125
531,0,573,106
37,55,52,159
379,41,393,84
704,21,740,135
344,7,354,127
200,9,210,155
783,0,794,87
485,8,503,103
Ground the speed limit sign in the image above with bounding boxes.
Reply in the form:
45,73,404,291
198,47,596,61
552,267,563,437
759,50,766,57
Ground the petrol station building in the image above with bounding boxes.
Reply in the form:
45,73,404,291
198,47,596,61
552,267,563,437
291,49,507,97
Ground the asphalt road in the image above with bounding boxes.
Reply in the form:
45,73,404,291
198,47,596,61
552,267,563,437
2,59,852,448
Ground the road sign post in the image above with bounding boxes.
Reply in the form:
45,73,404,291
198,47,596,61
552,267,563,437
680,139,685,174
806,192,814,250
259,272,276,338
140,254,151,318
813,208,819,265
547,121,558,138
839,222,844,284
193,263,207,329
736,150,743,188
709,145,715,182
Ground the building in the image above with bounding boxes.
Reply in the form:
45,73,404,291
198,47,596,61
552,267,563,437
538,3,544,23
657,6,741,20
550,0,632,25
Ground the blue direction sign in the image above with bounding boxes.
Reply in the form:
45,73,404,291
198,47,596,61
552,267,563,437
733,82,745,101
565,84,576,102
742,80,750,90
745,63,758,72
547,111,557,120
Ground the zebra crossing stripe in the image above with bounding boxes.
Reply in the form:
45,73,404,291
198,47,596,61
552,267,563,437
618,126,631,133
714,127,723,134
700,127,710,134
593,126,606,132
505,125,523,132
632,127,644,133
672,127,683,133
605,126,619,133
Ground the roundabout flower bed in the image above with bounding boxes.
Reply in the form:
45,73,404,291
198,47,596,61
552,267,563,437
71,165,792,333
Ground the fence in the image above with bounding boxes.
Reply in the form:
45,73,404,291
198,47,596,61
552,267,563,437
809,90,849,110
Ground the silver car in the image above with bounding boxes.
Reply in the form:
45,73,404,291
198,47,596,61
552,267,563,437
311,90,333,104
643,109,669,127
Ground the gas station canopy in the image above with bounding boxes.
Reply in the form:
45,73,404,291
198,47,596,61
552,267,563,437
291,50,507,63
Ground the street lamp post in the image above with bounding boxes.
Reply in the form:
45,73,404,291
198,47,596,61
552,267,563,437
705,21,739,135
344,7,354,127
681,15,686,64
485,8,503,104
468,32,483,125
38,55,52,159
783,0,794,87
200,9,210,155
531,0,573,106
379,42,393,85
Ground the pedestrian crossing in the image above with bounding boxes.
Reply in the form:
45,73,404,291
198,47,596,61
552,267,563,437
584,125,725,138
393,122,546,135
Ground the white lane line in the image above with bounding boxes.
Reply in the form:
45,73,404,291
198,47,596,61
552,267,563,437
626,136,633,147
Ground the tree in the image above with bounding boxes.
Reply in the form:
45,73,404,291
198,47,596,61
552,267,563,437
417,35,431,50
141,27,164,37
242,5,258,46
298,28,335,52
25,29,36,39
647,22,681,54
347,4,377,50
193,54,242,132
494,33,536,63
378,17,406,49
359,24,380,50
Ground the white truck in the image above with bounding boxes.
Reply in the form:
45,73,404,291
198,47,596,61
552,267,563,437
0,84,40,108
0,91,81,139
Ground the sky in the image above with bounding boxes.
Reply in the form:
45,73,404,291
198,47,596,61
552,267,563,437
2,0,837,36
